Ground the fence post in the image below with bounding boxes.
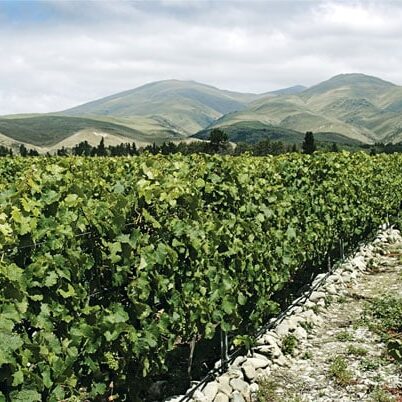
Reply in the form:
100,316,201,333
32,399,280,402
339,238,344,260
220,329,228,373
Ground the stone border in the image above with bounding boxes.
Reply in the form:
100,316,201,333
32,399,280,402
164,228,400,402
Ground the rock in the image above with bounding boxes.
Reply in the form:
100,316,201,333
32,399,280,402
299,309,318,323
254,343,281,358
304,300,316,309
214,393,229,402
249,383,259,394
275,321,290,337
341,272,352,282
203,382,219,401
312,273,326,287
241,361,256,381
226,368,243,380
217,375,233,396
274,354,289,367
349,271,357,279
193,390,208,402
286,315,302,328
255,366,271,381
230,378,250,397
256,333,279,346
309,291,326,302
293,326,308,341
288,306,303,315
246,356,270,369
324,284,338,295
231,355,247,368
230,391,246,402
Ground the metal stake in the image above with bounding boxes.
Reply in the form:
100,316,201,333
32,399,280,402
220,329,228,374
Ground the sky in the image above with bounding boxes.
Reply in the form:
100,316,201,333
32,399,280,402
1,0,402,114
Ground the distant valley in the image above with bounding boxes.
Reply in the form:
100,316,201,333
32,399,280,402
2,73,402,152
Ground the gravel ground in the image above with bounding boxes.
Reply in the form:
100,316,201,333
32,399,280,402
263,235,402,402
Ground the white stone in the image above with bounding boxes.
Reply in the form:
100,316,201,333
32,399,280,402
324,284,338,295
309,291,326,302
286,315,303,328
226,368,243,380
254,344,281,358
230,378,250,397
231,355,247,368
304,300,316,309
246,356,270,369
274,354,289,367
241,361,256,381
249,383,259,394
193,390,208,402
312,273,326,287
293,326,308,341
299,309,318,323
203,382,219,401
214,392,229,402
217,376,233,396
275,321,290,337
230,391,246,402
255,366,271,381
257,333,279,346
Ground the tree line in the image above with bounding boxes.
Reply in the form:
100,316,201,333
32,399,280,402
2,129,402,158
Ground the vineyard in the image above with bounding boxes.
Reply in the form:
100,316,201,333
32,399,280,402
1,152,402,401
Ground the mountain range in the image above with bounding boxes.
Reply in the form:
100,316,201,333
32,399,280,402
1,73,402,152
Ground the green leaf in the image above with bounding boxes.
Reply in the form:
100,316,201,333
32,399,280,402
9,390,41,402
237,293,247,306
12,370,24,386
222,299,235,314
58,283,76,298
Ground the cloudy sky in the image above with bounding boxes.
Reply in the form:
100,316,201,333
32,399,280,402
1,0,402,114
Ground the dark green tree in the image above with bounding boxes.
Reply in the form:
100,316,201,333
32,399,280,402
72,140,92,156
0,145,12,157
57,146,68,156
331,142,339,152
19,144,28,157
96,137,107,156
302,131,316,154
27,149,39,156
208,128,229,152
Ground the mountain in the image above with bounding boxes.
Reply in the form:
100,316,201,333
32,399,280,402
0,80,307,149
62,80,261,135
0,115,180,153
3,74,402,150
199,74,402,144
264,85,307,96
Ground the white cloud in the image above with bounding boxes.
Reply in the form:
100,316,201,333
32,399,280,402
0,0,402,114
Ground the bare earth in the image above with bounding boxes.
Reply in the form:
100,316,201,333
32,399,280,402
267,236,402,402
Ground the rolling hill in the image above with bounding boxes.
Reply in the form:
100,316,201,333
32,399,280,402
200,74,402,144
0,115,180,153
3,74,402,150
62,80,262,135
195,121,363,146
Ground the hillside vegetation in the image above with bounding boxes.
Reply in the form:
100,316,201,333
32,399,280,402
3,74,402,149
0,115,180,148
210,74,402,144
1,153,402,400
194,121,362,146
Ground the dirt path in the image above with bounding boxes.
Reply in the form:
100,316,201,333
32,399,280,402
262,235,402,402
